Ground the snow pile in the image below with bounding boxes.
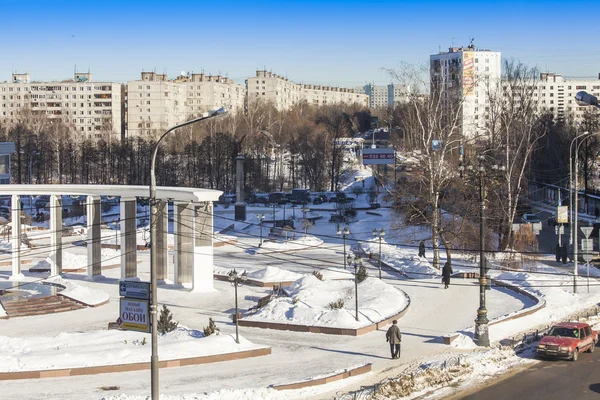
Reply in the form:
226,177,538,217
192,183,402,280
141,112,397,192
361,239,440,279
450,334,478,349
44,275,109,306
258,235,324,252
101,388,281,400
0,325,266,373
246,266,302,283
245,275,408,329
372,348,536,400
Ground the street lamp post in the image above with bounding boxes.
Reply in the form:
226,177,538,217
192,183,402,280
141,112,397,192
256,213,265,246
372,228,386,279
337,226,350,269
228,269,248,344
347,254,363,321
149,108,226,400
458,155,504,348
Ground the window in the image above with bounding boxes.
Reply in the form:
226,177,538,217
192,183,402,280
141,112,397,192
576,86,587,90
146,85,150,90
475,58,479,63
146,101,150,105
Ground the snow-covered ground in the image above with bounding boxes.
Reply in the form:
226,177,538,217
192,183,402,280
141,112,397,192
2,185,599,400
244,275,408,329
0,325,265,373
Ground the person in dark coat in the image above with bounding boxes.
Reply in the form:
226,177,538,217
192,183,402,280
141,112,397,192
555,244,561,262
562,243,569,264
418,240,426,258
442,261,453,289
386,320,402,359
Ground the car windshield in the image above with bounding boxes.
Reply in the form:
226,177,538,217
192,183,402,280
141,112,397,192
547,327,578,338
525,215,538,221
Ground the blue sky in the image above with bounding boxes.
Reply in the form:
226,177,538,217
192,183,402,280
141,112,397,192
1,0,599,86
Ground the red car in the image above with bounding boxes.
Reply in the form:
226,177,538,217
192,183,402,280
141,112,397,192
537,322,598,361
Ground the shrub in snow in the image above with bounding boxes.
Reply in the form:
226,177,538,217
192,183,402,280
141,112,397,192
203,317,220,336
312,270,323,281
328,298,345,310
157,304,178,335
356,265,368,283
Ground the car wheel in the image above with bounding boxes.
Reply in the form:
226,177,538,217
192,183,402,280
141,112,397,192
572,348,579,361
589,341,595,353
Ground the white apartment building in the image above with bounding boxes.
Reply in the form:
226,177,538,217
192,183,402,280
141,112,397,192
126,71,246,137
247,70,369,110
536,72,600,123
0,72,123,140
430,45,502,138
357,83,409,108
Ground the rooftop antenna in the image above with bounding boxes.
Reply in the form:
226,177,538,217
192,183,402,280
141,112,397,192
470,37,475,48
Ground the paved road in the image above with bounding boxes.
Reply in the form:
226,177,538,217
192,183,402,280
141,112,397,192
459,349,600,399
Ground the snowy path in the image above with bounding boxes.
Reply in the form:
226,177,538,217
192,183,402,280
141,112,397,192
0,245,531,400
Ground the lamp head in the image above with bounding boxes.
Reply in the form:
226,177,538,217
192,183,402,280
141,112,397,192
380,228,386,237
575,91,599,108
228,269,238,282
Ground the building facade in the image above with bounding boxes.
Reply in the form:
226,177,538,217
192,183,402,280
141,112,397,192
126,71,246,137
247,70,369,110
356,83,409,108
430,45,502,138
536,73,600,123
0,72,123,141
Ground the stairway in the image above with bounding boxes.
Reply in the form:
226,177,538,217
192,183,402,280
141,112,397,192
0,295,85,318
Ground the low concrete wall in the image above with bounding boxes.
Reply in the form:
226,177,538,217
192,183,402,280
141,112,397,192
0,347,271,381
488,279,546,326
272,363,372,390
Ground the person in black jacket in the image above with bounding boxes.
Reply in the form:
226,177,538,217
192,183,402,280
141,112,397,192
418,240,426,258
442,261,453,289
386,320,402,359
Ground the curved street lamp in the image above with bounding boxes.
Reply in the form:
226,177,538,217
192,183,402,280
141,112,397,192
228,269,248,344
149,108,227,400
372,228,385,279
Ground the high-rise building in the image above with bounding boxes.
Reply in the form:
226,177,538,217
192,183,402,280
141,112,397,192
247,70,369,110
0,72,123,141
430,44,501,138
356,83,409,108
126,71,246,138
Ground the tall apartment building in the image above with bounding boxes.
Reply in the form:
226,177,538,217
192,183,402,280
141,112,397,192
430,44,502,138
126,71,246,137
247,70,369,110
0,72,123,140
536,72,600,123
356,83,409,108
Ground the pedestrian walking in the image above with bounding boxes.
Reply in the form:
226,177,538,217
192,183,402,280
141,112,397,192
386,320,402,359
418,240,426,258
555,244,561,263
442,261,453,289
562,243,569,264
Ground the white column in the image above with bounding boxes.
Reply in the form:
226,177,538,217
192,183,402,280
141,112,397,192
9,194,23,281
120,197,138,280
192,202,214,292
49,195,63,276
156,200,169,283
86,195,102,281
174,201,193,287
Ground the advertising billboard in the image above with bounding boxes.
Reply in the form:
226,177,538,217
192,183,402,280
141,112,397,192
119,298,150,333
362,147,395,165
557,206,569,224
463,52,475,96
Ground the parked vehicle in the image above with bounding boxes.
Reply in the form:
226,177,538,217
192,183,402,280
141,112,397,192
291,188,310,205
268,192,285,204
521,213,541,224
537,322,598,361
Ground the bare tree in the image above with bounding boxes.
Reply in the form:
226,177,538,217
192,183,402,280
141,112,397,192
484,60,546,249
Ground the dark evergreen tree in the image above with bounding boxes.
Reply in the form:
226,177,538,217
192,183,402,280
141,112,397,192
157,304,178,335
